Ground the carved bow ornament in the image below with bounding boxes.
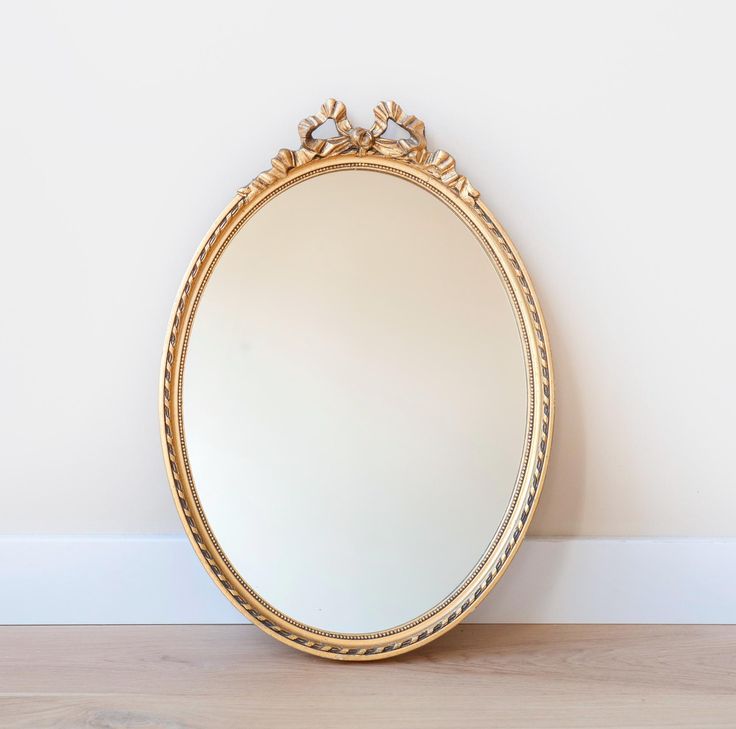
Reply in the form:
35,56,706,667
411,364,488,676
237,99,479,205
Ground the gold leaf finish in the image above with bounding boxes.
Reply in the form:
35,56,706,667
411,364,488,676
161,100,554,660
237,99,471,201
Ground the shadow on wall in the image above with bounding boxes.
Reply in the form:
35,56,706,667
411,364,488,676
529,305,586,539
458,309,587,621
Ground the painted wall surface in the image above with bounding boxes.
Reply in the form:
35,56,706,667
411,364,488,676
1,0,734,539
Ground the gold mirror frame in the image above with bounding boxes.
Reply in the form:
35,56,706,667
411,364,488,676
160,100,554,660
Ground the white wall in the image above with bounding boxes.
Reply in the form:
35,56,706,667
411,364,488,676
1,0,735,622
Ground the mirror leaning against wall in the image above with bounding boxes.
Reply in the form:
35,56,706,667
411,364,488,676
160,99,554,660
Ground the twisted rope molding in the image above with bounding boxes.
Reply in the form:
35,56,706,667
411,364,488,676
161,100,553,659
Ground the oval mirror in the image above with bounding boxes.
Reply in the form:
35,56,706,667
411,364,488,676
161,100,554,660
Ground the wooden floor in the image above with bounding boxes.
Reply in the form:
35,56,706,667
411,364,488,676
1,625,734,728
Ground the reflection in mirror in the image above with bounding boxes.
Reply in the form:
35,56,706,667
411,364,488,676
184,170,526,633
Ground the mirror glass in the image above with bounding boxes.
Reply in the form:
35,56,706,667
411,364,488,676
183,169,526,634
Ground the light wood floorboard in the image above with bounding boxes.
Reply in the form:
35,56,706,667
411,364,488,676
0,625,734,728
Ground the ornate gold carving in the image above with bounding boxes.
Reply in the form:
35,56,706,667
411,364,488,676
162,100,554,661
237,99,478,205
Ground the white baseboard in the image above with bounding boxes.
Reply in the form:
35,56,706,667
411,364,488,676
1,536,734,624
